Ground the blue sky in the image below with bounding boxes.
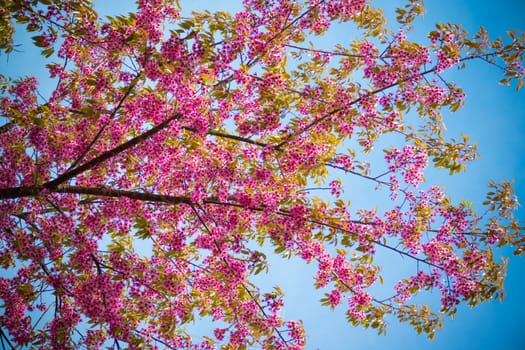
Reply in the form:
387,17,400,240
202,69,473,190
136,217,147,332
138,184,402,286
2,1,524,349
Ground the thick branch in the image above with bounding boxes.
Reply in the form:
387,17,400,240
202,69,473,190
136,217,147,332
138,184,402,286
0,186,44,199
0,122,13,134
0,184,192,204
54,186,191,205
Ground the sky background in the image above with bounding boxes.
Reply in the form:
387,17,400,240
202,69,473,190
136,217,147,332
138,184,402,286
2,1,525,349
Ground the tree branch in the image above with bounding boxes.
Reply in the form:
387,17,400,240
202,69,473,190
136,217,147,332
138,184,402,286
0,122,13,134
53,186,192,206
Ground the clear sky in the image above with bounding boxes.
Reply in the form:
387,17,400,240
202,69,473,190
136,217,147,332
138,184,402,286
2,1,524,349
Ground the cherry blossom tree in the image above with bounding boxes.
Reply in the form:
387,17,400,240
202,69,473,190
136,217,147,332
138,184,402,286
1,0,524,348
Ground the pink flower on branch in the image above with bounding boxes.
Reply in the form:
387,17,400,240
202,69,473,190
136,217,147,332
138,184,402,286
0,0,523,348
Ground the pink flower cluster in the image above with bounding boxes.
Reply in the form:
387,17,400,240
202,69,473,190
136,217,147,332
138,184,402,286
385,145,428,187
0,0,520,348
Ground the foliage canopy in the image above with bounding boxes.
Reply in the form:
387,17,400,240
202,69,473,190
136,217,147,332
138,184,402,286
0,0,524,348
